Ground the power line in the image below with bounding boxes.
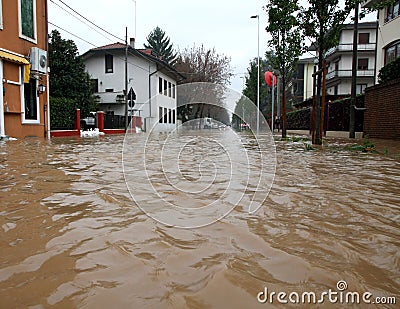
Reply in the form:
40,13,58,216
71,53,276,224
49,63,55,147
49,0,116,43
51,0,124,42
48,21,97,47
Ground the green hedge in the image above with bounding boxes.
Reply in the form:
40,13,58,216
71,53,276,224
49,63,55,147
287,108,311,130
50,97,77,130
287,95,365,132
379,57,400,84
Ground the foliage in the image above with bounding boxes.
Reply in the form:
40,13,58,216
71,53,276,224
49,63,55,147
287,108,311,130
50,97,77,129
144,26,177,64
175,45,233,124
175,44,233,86
242,58,271,116
265,0,305,138
378,57,400,84
286,95,365,131
48,30,96,118
299,0,395,143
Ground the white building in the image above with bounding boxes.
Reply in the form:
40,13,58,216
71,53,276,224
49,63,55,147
81,41,184,132
325,22,377,96
363,0,400,83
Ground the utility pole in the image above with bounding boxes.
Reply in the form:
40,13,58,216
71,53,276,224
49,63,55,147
124,27,129,131
271,75,275,133
350,3,359,139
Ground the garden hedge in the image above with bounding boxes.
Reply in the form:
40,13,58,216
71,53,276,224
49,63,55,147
286,95,364,132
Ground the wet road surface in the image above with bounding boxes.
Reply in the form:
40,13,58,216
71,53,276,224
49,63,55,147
0,132,399,308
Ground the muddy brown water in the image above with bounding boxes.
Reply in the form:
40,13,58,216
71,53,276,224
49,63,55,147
0,132,399,308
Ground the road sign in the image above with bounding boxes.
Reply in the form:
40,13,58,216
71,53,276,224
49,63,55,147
128,87,136,108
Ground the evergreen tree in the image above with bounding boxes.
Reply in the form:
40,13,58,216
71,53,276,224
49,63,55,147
266,0,304,138
144,26,177,64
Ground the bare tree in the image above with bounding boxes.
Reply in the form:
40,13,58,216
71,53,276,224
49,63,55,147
175,45,233,125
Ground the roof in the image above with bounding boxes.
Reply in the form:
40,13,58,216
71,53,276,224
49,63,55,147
81,43,185,81
298,57,316,64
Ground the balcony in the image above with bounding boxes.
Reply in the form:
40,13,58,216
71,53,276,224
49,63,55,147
325,43,376,58
326,69,375,80
95,91,125,104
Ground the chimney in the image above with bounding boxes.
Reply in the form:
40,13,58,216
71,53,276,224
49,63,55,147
130,38,135,48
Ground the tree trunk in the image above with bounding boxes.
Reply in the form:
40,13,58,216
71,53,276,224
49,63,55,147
314,32,324,145
282,77,287,138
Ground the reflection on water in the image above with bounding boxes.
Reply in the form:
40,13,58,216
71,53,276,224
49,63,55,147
0,133,399,308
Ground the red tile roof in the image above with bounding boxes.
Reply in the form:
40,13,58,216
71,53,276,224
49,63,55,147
91,42,126,51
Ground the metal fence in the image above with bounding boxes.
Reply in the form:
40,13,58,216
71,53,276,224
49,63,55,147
104,114,126,129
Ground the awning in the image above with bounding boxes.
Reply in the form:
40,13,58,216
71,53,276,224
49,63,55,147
0,51,31,83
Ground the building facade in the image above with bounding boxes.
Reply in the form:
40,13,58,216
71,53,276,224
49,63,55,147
82,42,183,132
287,57,315,106
0,0,49,138
325,22,377,96
363,0,400,83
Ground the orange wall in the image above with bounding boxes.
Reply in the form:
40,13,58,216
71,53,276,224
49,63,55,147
1,0,49,138
0,0,48,54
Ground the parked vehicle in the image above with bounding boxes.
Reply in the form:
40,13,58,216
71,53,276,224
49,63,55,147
80,112,97,130
203,117,219,129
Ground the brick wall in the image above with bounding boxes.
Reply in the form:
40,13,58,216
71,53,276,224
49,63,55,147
364,78,400,140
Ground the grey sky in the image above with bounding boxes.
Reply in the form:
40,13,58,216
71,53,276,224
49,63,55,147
48,0,375,94
48,0,269,93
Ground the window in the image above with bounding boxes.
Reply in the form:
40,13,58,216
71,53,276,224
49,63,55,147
356,84,367,94
385,41,400,64
105,88,114,93
172,109,176,124
159,77,163,94
386,1,400,21
357,58,369,70
105,54,113,73
19,0,37,41
159,106,163,123
23,78,38,121
168,109,172,123
163,107,168,123
164,80,168,96
91,79,98,93
358,33,370,44
334,85,338,96
168,82,172,97
172,84,176,99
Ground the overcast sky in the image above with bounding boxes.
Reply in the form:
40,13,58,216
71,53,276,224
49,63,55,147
48,0,375,94
48,0,272,93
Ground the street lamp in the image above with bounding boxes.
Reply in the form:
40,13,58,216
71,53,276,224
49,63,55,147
251,15,260,135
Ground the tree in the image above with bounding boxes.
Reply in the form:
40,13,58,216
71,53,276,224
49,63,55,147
175,44,233,124
265,0,304,138
144,26,177,64
48,30,95,121
233,58,271,130
378,57,400,84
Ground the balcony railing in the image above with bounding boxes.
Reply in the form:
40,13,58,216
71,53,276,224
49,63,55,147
325,43,376,57
326,69,375,80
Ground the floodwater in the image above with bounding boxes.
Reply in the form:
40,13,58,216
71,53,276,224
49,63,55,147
0,131,399,308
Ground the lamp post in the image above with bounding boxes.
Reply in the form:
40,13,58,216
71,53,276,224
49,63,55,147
251,14,260,135
133,0,137,39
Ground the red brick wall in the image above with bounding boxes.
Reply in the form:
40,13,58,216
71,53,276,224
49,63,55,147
364,78,400,140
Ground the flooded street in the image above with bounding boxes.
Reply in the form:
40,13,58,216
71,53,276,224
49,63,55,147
0,132,399,308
